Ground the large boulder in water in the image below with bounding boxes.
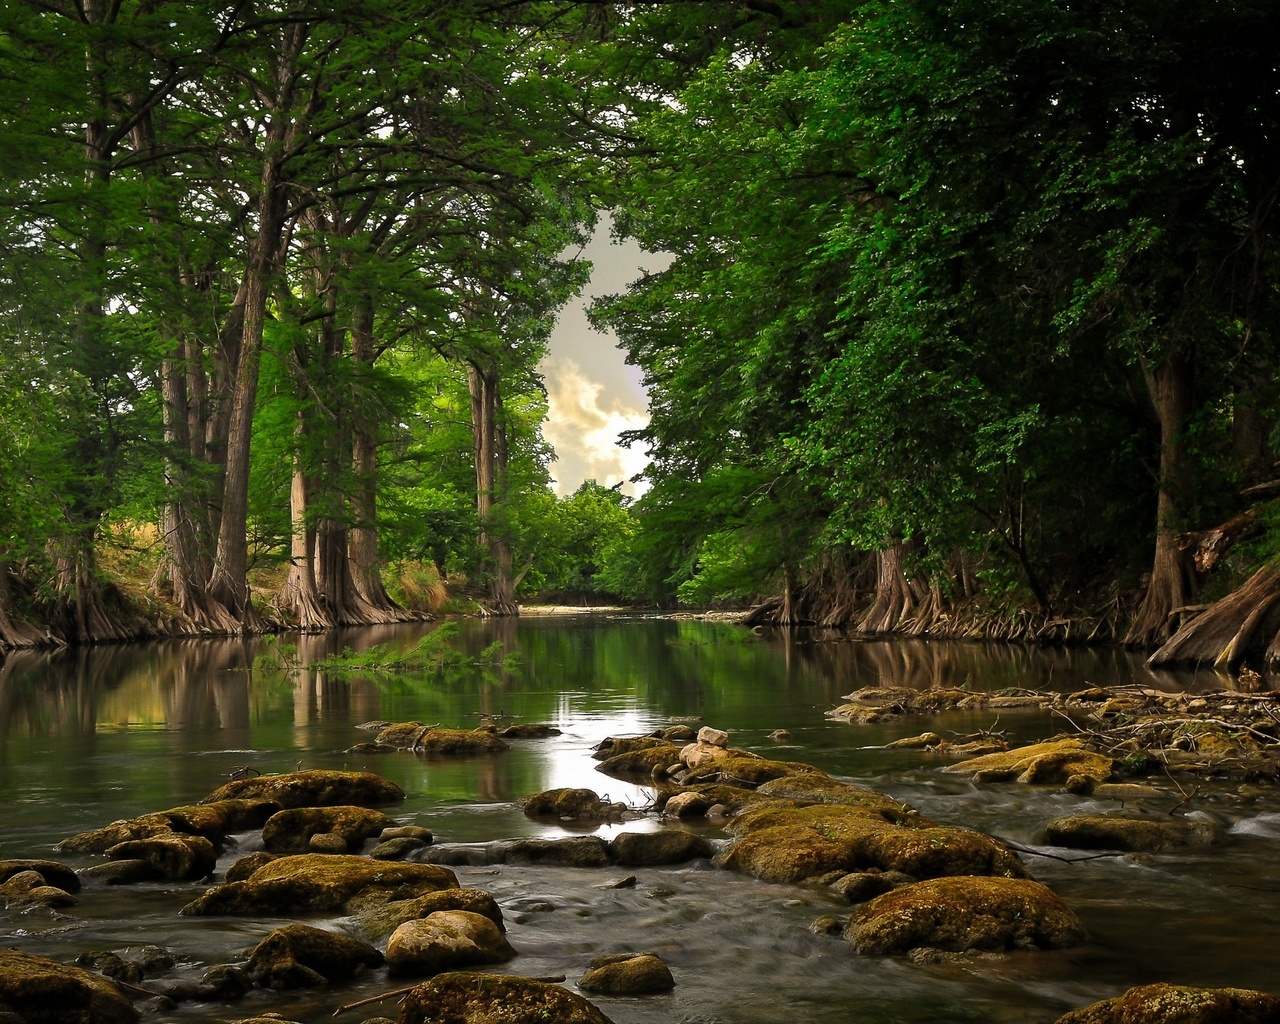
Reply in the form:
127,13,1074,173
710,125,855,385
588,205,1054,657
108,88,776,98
180,853,457,916
55,799,279,854
715,804,1026,884
845,876,1088,955
1043,814,1225,852
105,833,217,881
577,953,676,995
246,923,384,988
374,723,509,755
518,788,627,822
942,739,1115,786
385,910,516,976
0,861,80,894
400,973,615,1024
0,949,139,1024
200,769,404,808
1054,983,1280,1023
608,830,714,866
350,887,505,941
261,805,400,853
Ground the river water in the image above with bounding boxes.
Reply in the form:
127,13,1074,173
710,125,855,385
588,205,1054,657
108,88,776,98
2,615,1278,1023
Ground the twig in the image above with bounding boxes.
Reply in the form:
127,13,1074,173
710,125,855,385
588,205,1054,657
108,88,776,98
999,838,1126,863
332,975,570,1016
112,979,165,1001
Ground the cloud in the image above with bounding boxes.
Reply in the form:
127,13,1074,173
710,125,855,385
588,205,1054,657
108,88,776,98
541,356,649,497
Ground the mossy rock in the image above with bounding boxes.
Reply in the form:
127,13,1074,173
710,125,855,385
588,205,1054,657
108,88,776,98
54,799,279,855
718,806,1026,883
106,833,217,881
518,788,627,821
225,852,278,882
1043,814,1225,852
350,887,505,941
400,973,616,1024
0,949,140,1024
942,739,1115,786
373,723,509,755
0,860,80,893
596,742,685,779
180,853,457,916
0,871,77,910
679,755,807,788
200,770,404,808
246,923,384,988
577,953,675,995
591,735,675,760
754,775,925,823
261,805,400,853
504,836,612,867
663,785,790,816
385,911,516,977
845,876,1087,954
497,723,562,738
1055,982,1280,1023
608,830,714,866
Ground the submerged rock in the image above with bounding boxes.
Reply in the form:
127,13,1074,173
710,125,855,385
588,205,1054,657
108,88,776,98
518,788,627,822
1043,814,1225,852
261,805,400,853
0,949,139,1024
497,723,562,738
845,876,1088,955
180,853,457,916
1055,982,1280,1023
942,739,1116,786
246,923,384,988
400,972,615,1024
577,952,675,995
385,910,516,976
200,769,404,808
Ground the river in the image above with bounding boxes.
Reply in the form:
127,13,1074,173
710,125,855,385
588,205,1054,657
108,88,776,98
2,614,1278,1023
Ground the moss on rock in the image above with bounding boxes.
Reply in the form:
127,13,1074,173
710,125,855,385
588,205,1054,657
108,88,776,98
180,853,457,916
400,973,615,1024
351,887,505,941
845,876,1087,954
1044,814,1225,852
942,739,1115,786
0,949,139,1024
1054,982,1280,1023
261,805,400,853
518,788,627,821
200,770,404,808
246,923,384,988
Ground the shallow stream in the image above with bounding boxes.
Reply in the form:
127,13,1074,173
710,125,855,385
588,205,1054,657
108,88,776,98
2,615,1278,1023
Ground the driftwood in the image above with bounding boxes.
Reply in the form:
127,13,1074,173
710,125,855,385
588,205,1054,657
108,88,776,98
1177,505,1267,573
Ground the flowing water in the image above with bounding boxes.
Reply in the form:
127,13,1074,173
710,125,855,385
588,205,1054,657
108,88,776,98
2,615,1278,1024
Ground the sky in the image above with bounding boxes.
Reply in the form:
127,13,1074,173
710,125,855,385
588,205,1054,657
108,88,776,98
539,215,670,497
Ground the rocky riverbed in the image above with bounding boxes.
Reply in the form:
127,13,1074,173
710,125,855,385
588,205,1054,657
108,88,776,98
3,698,1280,1024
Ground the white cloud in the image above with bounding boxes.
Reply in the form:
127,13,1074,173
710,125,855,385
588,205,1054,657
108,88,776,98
542,356,649,497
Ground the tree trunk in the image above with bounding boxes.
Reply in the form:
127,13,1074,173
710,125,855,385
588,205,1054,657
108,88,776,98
1125,352,1197,646
0,564,49,649
273,418,332,630
348,298,413,621
1149,560,1280,670
468,361,519,617
859,538,914,633
205,141,288,627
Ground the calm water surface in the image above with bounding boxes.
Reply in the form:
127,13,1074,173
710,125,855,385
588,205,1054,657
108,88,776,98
1,615,1277,1024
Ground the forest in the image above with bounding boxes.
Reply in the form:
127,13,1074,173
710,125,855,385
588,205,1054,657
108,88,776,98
2,0,1279,671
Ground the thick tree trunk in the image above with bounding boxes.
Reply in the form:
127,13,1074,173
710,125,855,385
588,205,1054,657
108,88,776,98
273,424,332,631
1149,560,1280,670
1125,352,1197,646
0,565,49,648
348,299,413,622
468,361,519,617
859,538,914,633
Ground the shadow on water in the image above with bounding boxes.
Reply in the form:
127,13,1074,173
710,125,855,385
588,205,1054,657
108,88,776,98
0,617,1274,1024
